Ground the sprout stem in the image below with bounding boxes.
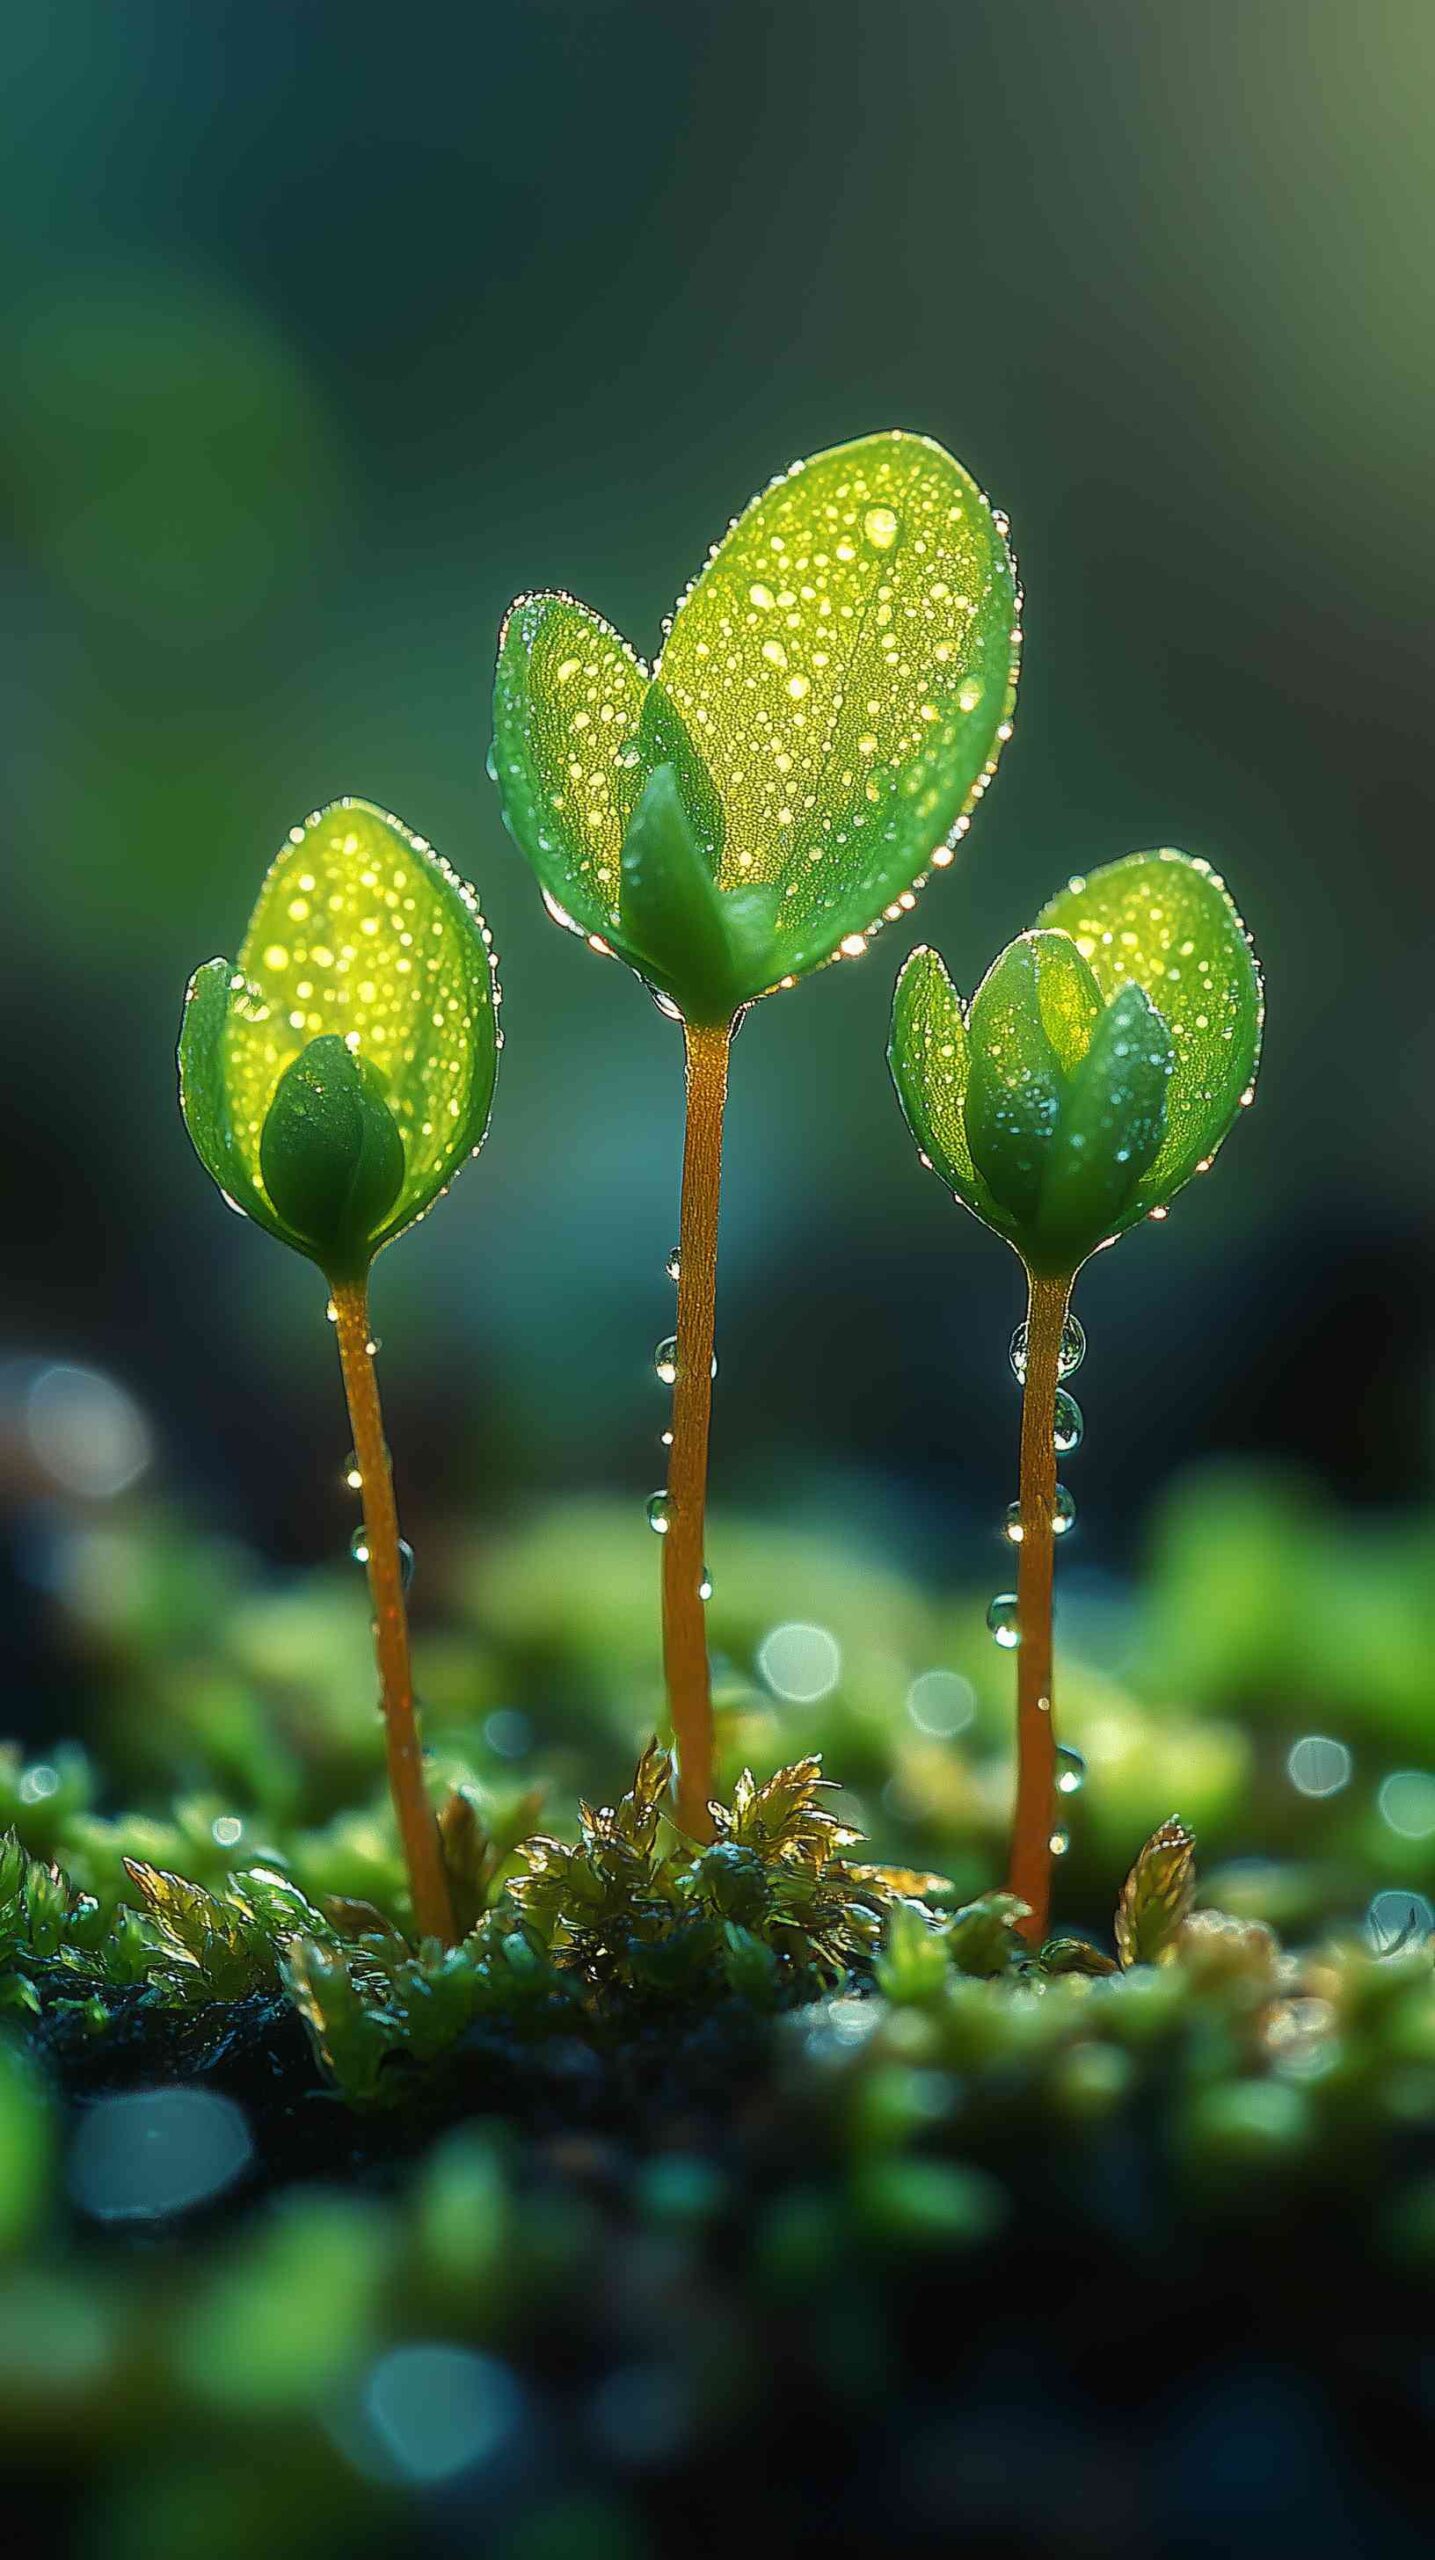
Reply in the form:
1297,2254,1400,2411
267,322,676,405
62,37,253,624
330,1278,456,1946
1007,1266,1075,1943
663,1018,731,1839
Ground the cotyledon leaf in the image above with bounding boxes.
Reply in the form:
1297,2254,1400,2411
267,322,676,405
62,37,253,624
179,800,500,1266
655,430,1019,980
491,592,649,941
888,945,1012,1239
1037,852,1262,1210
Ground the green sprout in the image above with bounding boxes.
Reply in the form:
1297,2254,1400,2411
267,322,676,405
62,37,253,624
177,798,501,1944
492,431,1019,1834
889,850,1263,1940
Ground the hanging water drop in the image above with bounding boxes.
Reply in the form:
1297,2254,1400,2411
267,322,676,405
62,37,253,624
349,1527,370,1567
987,1593,1021,1649
1055,1745,1086,1796
1052,1485,1077,1537
1010,1313,1086,1383
647,1492,672,1535
398,1538,415,1592
342,1451,363,1492
654,1337,679,1385
1049,1827,1071,1857
1002,1501,1024,1545
660,1428,673,1448
698,1563,713,1602
665,1248,681,1283
1053,1391,1084,1455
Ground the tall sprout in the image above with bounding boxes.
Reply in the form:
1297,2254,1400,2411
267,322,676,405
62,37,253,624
492,432,1018,1833
178,800,500,1943
889,851,1263,1941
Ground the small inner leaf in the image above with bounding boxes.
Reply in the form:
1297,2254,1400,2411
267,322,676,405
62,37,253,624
1037,852,1262,1208
964,938,1068,1224
259,1035,406,1278
1033,981,1173,1269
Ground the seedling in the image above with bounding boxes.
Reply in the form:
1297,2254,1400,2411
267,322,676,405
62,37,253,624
492,431,1019,1833
177,799,500,1943
889,852,1263,1941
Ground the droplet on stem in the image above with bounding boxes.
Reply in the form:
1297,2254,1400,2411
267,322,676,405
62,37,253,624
987,1593,1020,1649
1010,1313,1086,1384
1055,1744,1086,1796
646,1491,672,1535
1053,1391,1084,1455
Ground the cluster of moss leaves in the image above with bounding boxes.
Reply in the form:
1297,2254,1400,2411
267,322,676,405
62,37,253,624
3,1745,961,2106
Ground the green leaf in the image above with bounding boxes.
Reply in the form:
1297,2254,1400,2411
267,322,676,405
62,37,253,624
888,944,1005,1233
491,593,648,942
179,801,500,1272
258,1036,405,1281
493,432,1018,1019
1031,979,1173,1271
1037,851,1262,1208
964,936,1084,1224
657,433,1018,981
1114,1819,1197,1968
617,765,753,1026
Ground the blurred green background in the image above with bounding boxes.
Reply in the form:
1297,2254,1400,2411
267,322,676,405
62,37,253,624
2,0,1432,1635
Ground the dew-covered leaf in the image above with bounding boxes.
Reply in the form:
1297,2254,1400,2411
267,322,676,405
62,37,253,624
1032,979,1173,1270
491,593,649,940
656,432,1018,981
1038,852,1262,1209
1114,1819,1197,1968
888,944,1007,1235
493,434,1017,1020
180,800,499,1271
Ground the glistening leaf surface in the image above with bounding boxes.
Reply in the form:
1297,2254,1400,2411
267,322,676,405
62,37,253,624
888,946,1008,1236
492,594,649,940
657,433,1019,979
1037,852,1261,1209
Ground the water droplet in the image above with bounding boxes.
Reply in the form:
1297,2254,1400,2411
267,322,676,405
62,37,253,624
1053,1392,1084,1455
698,1563,713,1602
1049,1828,1071,1858
325,1299,338,1324
343,1451,364,1492
349,1527,370,1567
1002,1502,1025,1545
654,1337,679,1386
987,1594,1020,1649
647,1492,672,1535
660,1428,673,1448
1009,1313,1086,1383
665,1248,681,1283
1055,1745,1086,1796
365,1336,382,1358
398,1539,415,1592
1052,1485,1077,1537
863,505,899,550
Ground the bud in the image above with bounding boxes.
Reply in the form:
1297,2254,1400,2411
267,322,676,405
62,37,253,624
259,1036,405,1280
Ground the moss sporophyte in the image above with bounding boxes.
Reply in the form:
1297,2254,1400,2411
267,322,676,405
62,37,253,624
492,431,1020,1837
889,853,1264,1941
178,800,501,1945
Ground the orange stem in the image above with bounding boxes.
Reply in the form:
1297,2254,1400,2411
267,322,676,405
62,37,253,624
330,1278,456,1946
1007,1267,1074,1944
662,1018,731,1839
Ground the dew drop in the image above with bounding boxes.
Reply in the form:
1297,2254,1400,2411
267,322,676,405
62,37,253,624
1049,1828,1071,1858
1053,1392,1084,1455
1002,1502,1024,1546
1009,1314,1086,1383
698,1563,713,1602
398,1539,415,1592
654,1337,679,1386
647,1492,672,1535
665,1248,681,1283
987,1593,1021,1649
342,1451,363,1492
1052,1485,1077,1538
863,505,899,550
1055,1745,1086,1796
349,1527,370,1567
660,1428,673,1448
